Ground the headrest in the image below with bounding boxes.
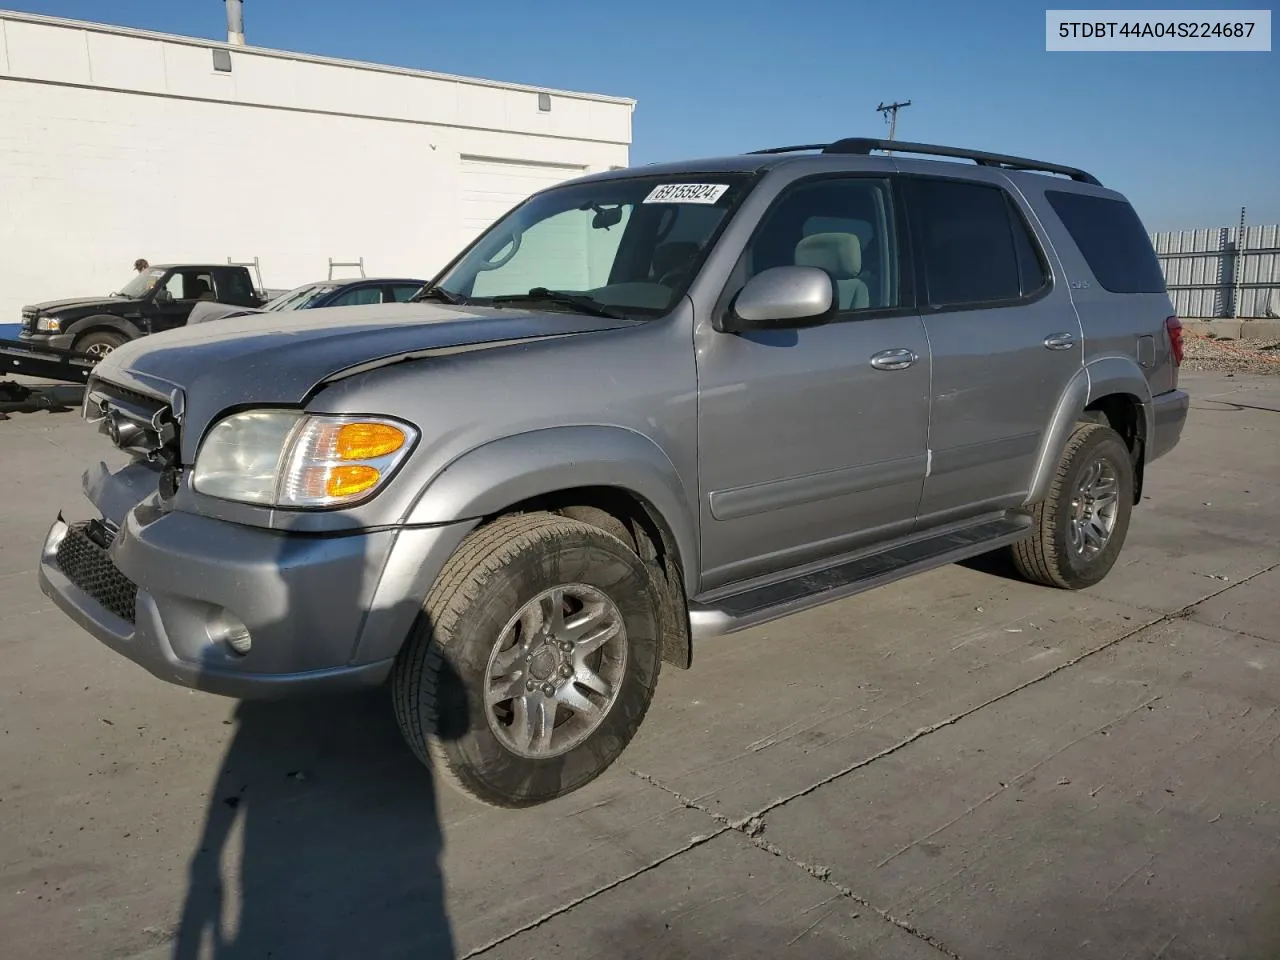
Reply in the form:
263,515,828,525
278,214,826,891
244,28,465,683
794,232,862,277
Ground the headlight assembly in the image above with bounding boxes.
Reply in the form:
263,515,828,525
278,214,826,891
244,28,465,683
36,317,62,332
191,410,417,509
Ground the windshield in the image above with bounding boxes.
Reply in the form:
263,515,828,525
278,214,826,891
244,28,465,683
116,267,166,299
263,284,338,312
432,173,755,318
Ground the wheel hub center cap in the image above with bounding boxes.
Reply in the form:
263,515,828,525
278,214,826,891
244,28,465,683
528,647,559,682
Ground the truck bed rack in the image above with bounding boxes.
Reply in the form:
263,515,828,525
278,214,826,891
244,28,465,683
750,137,1102,185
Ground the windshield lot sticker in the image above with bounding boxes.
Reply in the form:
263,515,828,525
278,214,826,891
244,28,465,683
643,183,730,204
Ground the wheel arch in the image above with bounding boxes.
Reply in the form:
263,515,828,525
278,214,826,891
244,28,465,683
403,426,699,669
66,314,142,345
1027,359,1154,506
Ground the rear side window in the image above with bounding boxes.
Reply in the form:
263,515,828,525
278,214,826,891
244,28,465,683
1045,191,1166,294
218,269,256,305
907,178,1048,308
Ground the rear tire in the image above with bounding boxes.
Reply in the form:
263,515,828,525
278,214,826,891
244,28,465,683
1011,422,1134,590
391,512,663,808
73,330,127,360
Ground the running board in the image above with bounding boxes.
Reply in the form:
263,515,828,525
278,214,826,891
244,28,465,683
688,513,1034,641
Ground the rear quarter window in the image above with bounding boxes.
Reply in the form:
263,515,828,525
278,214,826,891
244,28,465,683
1045,191,1166,294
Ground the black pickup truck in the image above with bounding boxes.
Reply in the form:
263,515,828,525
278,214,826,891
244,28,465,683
17,263,266,358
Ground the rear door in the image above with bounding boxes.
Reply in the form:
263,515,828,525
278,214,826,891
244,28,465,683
903,172,1083,528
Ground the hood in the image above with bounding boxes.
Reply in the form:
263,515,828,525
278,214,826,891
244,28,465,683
26,296,129,315
89,301,634,460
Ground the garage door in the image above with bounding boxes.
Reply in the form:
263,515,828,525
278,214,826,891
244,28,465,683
458,156,586,245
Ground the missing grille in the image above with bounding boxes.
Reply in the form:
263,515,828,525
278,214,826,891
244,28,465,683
55,523,138,624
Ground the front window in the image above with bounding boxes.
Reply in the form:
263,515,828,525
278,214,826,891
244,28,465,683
432,173,756,318
116,268,165,299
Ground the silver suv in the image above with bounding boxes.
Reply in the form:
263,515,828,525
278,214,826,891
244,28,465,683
39,137,1189,809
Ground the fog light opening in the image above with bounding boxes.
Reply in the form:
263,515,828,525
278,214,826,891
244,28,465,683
209,609,252,657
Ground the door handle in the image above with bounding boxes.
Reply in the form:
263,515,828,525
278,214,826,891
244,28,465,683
869,348,918,371
1043,332,1076,351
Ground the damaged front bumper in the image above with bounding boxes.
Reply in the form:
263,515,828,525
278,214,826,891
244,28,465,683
38,461,475,699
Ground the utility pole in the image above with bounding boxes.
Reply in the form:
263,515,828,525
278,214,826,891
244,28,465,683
876,100,912,142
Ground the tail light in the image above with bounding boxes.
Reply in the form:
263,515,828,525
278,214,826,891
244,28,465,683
1165,315,1184,366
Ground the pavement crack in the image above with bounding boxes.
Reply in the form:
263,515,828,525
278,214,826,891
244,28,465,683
631,769,962,958
461,822,731,959
747,835,962,959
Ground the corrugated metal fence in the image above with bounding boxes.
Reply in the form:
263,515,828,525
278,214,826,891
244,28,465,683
1150,225,1280,319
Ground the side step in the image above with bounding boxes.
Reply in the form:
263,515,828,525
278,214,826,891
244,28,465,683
688,513,1034,641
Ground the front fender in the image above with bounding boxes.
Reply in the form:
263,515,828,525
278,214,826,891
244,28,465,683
65,314,144,341
404,425,700,595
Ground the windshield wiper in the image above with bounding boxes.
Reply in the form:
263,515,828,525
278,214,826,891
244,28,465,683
411,284,465,305
487,288,625,320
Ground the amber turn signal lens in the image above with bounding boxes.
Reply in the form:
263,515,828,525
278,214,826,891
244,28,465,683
324,464,381,498
334,422,406,461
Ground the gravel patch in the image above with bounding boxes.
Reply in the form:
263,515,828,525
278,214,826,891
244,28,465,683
1182,334,1280,376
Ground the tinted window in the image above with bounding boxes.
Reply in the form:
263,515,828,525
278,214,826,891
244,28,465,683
909,179,1027,307
219,269,256,305
1045,191,1166,294
328,286,384,307
745,177,901,312
389,284,423,303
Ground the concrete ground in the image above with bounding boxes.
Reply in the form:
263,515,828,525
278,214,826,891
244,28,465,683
1,371,1278,960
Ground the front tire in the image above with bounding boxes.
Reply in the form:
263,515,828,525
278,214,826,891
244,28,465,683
1011,422,1134,590
73,330,127,360
392,512,663,808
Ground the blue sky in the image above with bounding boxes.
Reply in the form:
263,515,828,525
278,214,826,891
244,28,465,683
4,0,1277,230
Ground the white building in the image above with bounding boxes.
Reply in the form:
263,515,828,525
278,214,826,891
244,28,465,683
0,10,634,320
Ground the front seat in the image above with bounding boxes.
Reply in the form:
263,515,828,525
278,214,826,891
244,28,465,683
189,277,216,301
794,233,870,310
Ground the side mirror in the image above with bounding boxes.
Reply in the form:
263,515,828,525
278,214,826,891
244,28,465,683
153,287,173,304
723,265,836,333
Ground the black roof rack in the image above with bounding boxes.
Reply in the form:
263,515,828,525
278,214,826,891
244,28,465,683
748,137,1101,186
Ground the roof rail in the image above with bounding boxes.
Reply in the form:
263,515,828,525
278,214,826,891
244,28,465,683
749,137,1101,186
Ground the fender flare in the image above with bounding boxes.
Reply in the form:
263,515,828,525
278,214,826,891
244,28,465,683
65,314,144,344
404,425,701,596
1026,357,1153,504
1084,355,1155,442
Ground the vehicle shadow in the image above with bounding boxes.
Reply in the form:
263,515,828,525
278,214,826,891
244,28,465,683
956,544,1023,582
0,382,83,417
171,681,460,960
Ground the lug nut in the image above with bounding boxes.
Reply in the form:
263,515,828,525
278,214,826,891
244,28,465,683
541,682,555,696
526,679,537,692
560,641,573,653
559,664,574,679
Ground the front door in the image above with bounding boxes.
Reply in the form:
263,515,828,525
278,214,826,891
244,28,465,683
694,174,932,592
151,269,217,332
902,172,1085,527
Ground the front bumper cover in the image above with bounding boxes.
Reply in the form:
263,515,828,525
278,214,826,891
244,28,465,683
39,466,475,699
